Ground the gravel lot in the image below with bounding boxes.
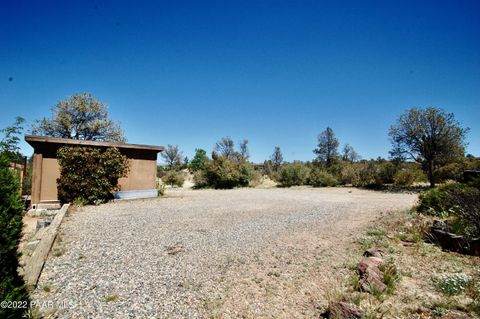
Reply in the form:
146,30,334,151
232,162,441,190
32,187,417,318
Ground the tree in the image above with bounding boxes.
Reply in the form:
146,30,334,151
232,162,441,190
342,144,360,163
160,144,183,170
314,127,339,166
32,92,126,142
190,148,209,171
1,120,29,319
0,117,25,163
214,137,235,159
389,107,468,187
239,139,249,160
270,146,283,170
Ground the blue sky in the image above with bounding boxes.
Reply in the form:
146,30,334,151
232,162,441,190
1,0,479,163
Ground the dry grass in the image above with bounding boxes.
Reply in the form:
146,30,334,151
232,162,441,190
335,209,480,318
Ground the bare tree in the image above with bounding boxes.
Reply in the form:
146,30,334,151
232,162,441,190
161,144,183,170
270,146,283,170
313,127,339,166
342,144,361,163
389,107,468,187
215,137,235,159
239,139,249,160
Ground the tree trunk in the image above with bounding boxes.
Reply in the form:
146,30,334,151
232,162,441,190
427,159,435,188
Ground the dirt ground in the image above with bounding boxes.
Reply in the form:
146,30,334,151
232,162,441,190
32,187,417,318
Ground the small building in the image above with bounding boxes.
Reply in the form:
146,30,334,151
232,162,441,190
25,135,164,207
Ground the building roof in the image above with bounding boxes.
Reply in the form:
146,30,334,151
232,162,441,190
25,135,164,152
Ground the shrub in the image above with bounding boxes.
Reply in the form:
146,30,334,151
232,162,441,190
195,153,255,189
278,163,310,187
163,170,185,187
308,168,338,187
57,146,130,204
245,167,263,187
418,183,475,214
418,183,480,237
0,154,29,319
376,161,398,184
193,170,209,188
339,163,360,185
356,162,378,186
435,162,465,182
435,273,471,296
393,169,426,186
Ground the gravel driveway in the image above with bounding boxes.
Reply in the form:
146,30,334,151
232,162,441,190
32,188,417,318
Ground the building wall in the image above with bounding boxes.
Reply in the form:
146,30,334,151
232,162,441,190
118,158,157,191
39,157,61,201
31,147,158,204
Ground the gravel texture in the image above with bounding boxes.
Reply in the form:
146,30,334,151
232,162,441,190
32,187,417,318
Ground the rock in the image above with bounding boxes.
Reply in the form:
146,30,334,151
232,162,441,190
321,302,363,319
469,238,480,256
357,257,387,293
25,240,40,252
166,244,184,255
432,219,448,231
363,247,388,258
360,269,387,293
431,229,465,252
357,257,383,275
36,217,54,231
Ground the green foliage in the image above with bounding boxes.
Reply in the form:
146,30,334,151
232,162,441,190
193,170,209,188
393,168,426,186
72,198,89,206
313,127,339,166
339,163,361,185
32,92,126,142
418,183,480,237
434,162,465,182
418,183,475,214
194,151,256,189
56,146,130,204
435,273,471,296
356,162,379,186
389,107,468,187
207,154,243,189
163,170,185,187
308,168,338,187
190,149,209,171
278,162,310,187
156,165,166,178
0,117,25,164
0,154,29,319
379,258,401,293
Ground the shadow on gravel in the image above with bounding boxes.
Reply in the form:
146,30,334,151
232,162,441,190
361,184,429,194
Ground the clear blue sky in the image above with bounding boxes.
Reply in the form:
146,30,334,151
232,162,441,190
1,0,479,163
